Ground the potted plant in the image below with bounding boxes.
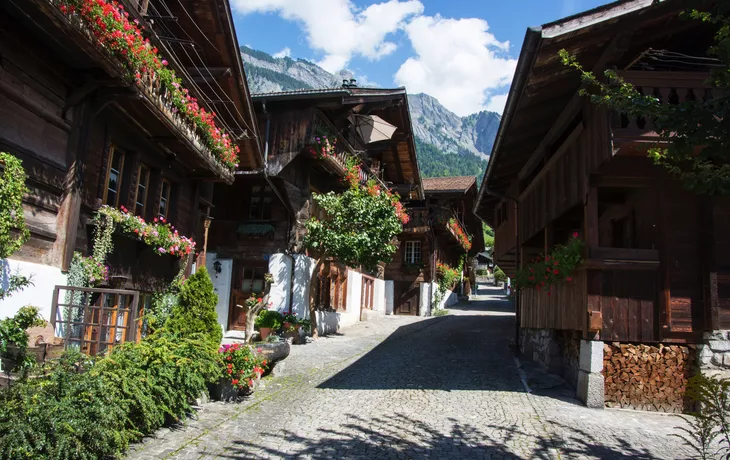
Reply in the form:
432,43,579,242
254,310,282,341
282,313,298,331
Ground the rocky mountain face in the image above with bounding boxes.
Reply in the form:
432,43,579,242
407,93,500,160
241,46,355,93
240,46,499,178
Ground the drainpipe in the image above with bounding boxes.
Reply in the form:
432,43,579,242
485,188,521,350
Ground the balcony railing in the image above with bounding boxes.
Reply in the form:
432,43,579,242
311,110,385,187
403,208,429,233
611,71,713,144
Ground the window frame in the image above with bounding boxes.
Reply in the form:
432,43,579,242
158,178,171,220
248,184,274,220
103,146,125,207
133,164,151,217
404,241,422,264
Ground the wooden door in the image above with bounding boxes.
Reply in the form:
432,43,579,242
229,261,268,330
395,282,419,316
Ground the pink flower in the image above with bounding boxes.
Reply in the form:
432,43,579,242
158,247,166,253
572,232,579,238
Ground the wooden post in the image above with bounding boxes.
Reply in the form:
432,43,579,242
584,186,601,340
200,216,212,268
57,99,94,271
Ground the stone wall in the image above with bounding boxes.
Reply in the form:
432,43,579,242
698,330,730,378
558,332,580,389
603,343,695,413
519,328,563,374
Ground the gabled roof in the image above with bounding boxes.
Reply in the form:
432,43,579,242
423,176,477,194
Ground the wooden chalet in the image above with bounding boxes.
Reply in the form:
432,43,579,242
474,0,726,411
208,86,424,332
389,176,484,315
0,0,260,332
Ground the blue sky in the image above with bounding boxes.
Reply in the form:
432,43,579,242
230,0,607,116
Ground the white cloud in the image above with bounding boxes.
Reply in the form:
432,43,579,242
273,47,291,58
232,0,424,73
485,93,509,115
394,15,517,116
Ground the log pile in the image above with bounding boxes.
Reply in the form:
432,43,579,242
603,343,695,413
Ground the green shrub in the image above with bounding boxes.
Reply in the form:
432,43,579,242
92,329,221,439
0,330,222,458
432,308,449,317
0,306,45,372
0,351,130,459
255,310,283,330
165,267,222,345
494,267,507,283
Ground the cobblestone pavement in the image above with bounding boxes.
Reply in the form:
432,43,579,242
128,286,694,460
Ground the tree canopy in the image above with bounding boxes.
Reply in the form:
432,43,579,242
304,180,405,271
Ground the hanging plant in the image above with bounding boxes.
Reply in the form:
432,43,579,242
54,0,239,170
95,205,196,258
447,218,472,252
513,233,584,294
0,152,30,259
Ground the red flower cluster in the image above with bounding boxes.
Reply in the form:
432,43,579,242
56,0,239,170
513,232,584,294
218,342,268,390
447,218,472,252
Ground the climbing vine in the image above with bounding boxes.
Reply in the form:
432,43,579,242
0,152,33,301
0,152,30,259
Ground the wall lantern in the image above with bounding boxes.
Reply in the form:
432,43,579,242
213,260,222,274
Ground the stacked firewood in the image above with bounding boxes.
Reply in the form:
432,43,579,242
603,343,694,413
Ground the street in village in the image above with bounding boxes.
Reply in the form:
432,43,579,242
129,285,693,460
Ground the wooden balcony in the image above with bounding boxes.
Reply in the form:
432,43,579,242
403,208,429,233
24,0,235,182
611,70,712,151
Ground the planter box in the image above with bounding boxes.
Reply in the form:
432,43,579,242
253,341,290,364
208,378,255,402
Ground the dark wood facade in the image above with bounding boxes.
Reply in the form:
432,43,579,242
0,0,259,294
388,176,485,315
209,87,424,326
475,0,725,344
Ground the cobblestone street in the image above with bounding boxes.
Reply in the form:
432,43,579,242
129,286,694,459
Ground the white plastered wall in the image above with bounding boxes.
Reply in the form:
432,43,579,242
0,259,67,321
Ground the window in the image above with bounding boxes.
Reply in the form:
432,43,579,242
104,147,125,207
158,179,171,219
134,164,150,216
240,267,266,294
249,185,273,219
405,241,422,264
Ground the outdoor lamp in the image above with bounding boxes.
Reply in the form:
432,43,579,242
213,260,222,274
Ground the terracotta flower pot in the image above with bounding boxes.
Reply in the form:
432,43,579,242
282,322,291,330
259,327,272,340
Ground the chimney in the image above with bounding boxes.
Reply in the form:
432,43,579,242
349,79,357,87
342,79,349,88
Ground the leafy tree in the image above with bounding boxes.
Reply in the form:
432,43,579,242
560,6,730,194
165,267,222,345
304,179,404,337
483,223,495,251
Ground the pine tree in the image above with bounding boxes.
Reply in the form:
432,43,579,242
165,267,221,345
